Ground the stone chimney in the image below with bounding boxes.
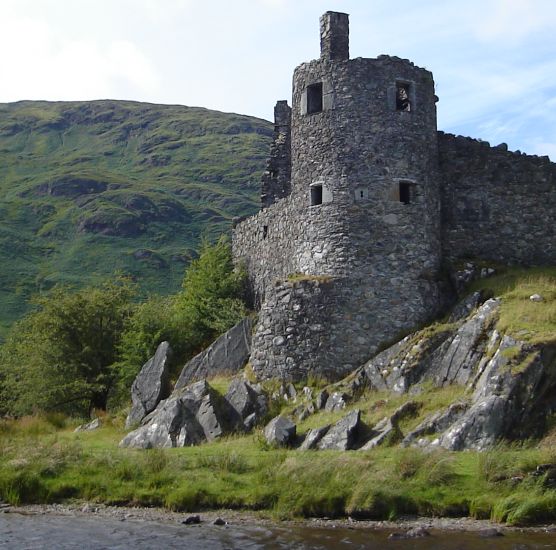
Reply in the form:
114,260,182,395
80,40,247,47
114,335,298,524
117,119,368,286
320,11,349,61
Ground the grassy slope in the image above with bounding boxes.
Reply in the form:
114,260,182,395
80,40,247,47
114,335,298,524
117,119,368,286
1,269,555,525
0,100,272,339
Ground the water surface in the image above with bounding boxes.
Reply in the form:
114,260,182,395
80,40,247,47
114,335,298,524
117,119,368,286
2,513,556,549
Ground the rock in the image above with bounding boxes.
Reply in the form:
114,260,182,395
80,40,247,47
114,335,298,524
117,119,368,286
182,515,201,525
175,319,252,390
315,389,329,410
427,299,501,388
402,402,469,447
213,517,226,526
448,291,484,322
389,527,431,539
120,380,233,448
530,293,544,302
284,382,297,401
125,341,172,428
478,528,504,537
224,378,268,431
264,416,296,447
318,410,360,450
324,392,348,412
360,418,397,450
299,425,331,450
74,418,101,432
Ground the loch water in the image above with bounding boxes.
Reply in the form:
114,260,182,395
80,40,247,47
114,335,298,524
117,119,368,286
2,513,556,549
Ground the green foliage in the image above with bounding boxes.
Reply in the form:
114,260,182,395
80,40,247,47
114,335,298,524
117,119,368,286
0,278,135,416
175,236,247,345
0,100,271,341
116,237,247,386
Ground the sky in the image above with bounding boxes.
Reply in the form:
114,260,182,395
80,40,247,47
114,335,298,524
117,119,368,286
0,0,555,159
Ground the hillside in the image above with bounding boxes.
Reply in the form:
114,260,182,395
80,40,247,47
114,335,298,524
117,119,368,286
0,100,272,339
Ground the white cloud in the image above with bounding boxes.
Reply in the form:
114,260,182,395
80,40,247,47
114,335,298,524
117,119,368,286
0,4,160,102
473,0,556,42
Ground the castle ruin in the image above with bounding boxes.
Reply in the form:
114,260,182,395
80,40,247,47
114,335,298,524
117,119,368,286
233,12,555,382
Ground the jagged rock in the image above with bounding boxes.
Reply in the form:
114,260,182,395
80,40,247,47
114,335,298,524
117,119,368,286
182,515,201,525
296,403,315,421
318,410,360,450
264,416,296,446
401,402,469,447
120,380,232,448
448,291,484,322
224,378,268,430
74,418,101,432
325,392,349,412
427,299,501,388
175,318,252,390
125,341,172,428
530,294,544,302
360,417,396,450
360,401,419,450
283,382,297,401
299,425,331,450
315,389,329,410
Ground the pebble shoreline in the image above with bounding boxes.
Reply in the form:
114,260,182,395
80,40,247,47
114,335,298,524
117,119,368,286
4,502,556,535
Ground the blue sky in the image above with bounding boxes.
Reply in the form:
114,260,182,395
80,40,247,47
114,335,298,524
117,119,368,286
1,0,554,159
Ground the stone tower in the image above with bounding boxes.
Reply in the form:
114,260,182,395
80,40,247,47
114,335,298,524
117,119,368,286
233,12,444,381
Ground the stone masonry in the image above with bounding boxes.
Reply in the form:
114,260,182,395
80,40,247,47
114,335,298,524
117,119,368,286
233,12,556,382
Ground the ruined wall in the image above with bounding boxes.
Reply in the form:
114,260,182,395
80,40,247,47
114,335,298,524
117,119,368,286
439,132,556,266
261,101,291,209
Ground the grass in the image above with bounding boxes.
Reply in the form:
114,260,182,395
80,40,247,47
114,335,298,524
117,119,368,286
468,267,556,345
2,379,556,526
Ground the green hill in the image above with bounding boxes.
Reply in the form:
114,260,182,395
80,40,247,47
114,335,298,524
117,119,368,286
0,100,272,339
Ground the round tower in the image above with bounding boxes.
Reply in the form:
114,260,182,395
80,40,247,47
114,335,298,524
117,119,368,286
287,12,443,373
239,12,444,381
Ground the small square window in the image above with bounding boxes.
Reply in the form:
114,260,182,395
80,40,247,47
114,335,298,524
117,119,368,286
399,182,411,204
307,83,323,114
396,83,411,112
310,185,323,206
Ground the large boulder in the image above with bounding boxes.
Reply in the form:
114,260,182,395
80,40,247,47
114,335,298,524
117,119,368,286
264,416,296,447
125,341,172,428
120,380,232,448
224,377,268,430
318,410,361,450
175,318,253,390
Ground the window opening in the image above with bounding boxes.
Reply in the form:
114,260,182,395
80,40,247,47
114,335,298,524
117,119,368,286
359,190,364,199
310,185,323,206
396,83,411,112
263,225,268,239
307,83,323,114
399,182,411,204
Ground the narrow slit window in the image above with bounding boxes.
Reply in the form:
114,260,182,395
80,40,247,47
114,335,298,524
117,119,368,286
399,182,411,204
396,83,411,112
307,83,323,114
263,225,268,239
310,185,323,206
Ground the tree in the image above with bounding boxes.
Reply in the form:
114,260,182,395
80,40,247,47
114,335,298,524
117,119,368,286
0,278,134,417
116,237,247,384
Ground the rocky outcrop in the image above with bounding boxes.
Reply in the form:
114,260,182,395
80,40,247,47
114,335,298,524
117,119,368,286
125,341,172,428
224,377,268,431
175,319,253,389
120,380,235,448
317,410,361,450
264,416,296,447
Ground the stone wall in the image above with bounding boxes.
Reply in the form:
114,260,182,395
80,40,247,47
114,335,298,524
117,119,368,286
439,132,556,266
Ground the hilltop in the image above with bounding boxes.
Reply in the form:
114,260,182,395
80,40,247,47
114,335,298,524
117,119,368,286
0,100,272,339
